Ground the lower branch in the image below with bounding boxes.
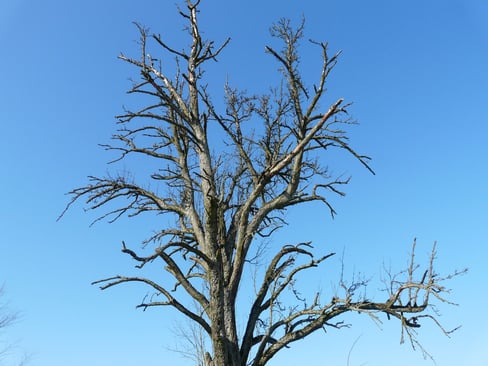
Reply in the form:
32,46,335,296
92,275,211,335
251,240,467,365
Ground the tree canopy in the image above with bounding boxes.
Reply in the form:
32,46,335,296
62,1,466,365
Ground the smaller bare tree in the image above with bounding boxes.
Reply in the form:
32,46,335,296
0,286,17,359
0,286,29,366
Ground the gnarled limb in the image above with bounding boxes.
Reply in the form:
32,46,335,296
61,2,465,365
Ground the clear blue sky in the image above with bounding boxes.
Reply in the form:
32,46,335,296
1,1,487,365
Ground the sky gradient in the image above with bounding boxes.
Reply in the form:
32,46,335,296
1,1,487,365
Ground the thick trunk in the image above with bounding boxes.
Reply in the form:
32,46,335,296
224,289,240,366
208,268,242,366
209,269,228,366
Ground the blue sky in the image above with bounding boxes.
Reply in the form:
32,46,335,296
1,0,487,365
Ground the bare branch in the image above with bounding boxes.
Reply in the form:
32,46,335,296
92,275,211,335
62,4,464,366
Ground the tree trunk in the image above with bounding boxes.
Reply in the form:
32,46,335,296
208,266,229,366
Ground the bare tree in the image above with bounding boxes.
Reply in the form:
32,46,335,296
0,286,29,366
61,1,466,365
0,286,18,362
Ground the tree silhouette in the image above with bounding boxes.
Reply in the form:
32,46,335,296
62,1,466,365
0,286,29,366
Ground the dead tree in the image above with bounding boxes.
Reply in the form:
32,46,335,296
0,286,29,366
61,1,466,365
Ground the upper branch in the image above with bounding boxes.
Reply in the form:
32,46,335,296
59,176,185,224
